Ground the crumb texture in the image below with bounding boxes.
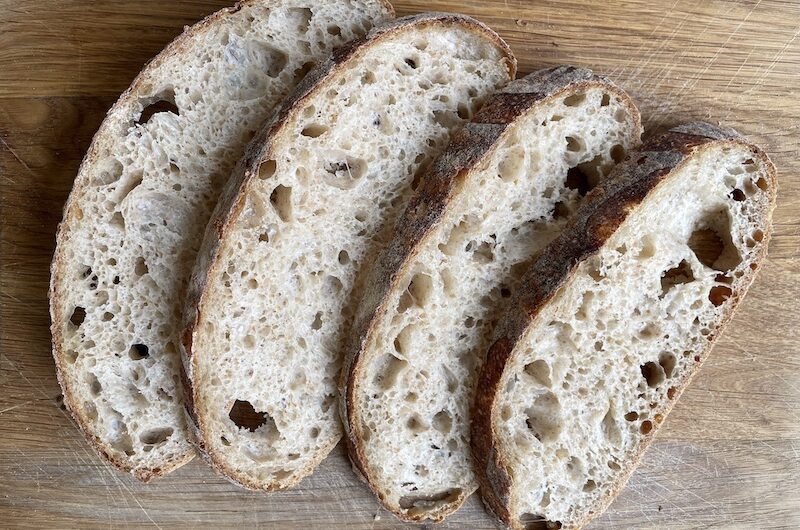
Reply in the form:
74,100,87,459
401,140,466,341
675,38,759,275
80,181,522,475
51,0,392,476
494,144,773,528
191,19,512,489
353,79,640,518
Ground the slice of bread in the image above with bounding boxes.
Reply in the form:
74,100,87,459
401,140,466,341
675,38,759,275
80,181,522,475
341,66,642,521
49,0,394,481
472,123,777,530
180,13,516,491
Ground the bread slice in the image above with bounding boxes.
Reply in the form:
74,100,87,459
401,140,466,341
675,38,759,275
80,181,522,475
48,0,394,481
180,13,516,491
340,66,642,521
471,123,777,530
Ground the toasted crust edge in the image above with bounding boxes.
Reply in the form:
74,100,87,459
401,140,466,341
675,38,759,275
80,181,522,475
339,66,643,522
470,122,778,530
179,12,516,492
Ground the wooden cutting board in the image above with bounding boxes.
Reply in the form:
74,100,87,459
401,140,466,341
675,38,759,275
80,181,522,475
1,1,798,528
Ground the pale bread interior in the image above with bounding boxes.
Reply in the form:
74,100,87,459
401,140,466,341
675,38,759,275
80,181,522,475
493,145,773,528
51,0,391,476
191,21,512,489
353,84,640,518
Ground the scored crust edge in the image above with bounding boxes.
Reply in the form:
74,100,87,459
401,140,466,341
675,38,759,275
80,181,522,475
470,122,778,530
179,12,517,492
339,65,643,522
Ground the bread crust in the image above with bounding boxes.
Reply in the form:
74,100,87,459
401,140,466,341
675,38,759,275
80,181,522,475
339,66,642,521
180,12,516,492
49,0,395,483
470,122,778,530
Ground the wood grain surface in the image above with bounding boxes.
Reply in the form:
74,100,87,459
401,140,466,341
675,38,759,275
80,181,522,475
1,0,799,528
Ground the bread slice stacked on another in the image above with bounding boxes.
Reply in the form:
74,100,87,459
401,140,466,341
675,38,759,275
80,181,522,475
472,123,776,530
180,13,516,491
49,0,394,481
341,66,642,521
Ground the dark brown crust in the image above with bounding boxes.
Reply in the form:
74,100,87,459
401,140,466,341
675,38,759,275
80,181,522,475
49,0,395,483
180,12,516,492
471,123,778,530
340,66,643,521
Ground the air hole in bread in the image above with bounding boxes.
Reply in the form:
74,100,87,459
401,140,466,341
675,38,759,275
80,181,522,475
258,159,277,180
636,236,656,260
552,201,570,220
565,136,583,153
457,102,471,120
565,165,593,196
140,427,173,445
519,512,553,529
442,365,458,393
640,420,653,434
709,285,733,306
667,387,677,399
287,7,312,33
311,312,323,330
301,123,328,138
292,60,316,84
326,24,341,36
438,220,469,255
69,306,86,327
563,93,586,107
321,393,335,413
755,177,768,191
110,421,134,456
525,392,562,442
614,108,628,122
688,211,741,272
730,188,745,202
407,273,433,307
433,410,453,434
129,343,149,360
659,353,677,378
269,184,292,222
583,479,597,492
660,259,694,296
433,109,460,129
406,414,427,433
610,144,625,163
600,93,611,106
323,157,366,189
134,257,148,277
498,146,525,182
404,57,418,69
229,399,273,433
97,159,124,186
524,360,552,387
87,372,101,395
602,405,621,444
136,89,179,126
624,411,638,421
640,361,664,387
290,371,306,390
470,240,495,263
398,488,462,513
374,353,407,391
116,170,143,204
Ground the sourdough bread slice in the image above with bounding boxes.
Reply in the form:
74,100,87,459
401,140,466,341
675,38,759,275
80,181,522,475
181,13,516,491
472,123,777,530
49,0,394,481
341,66,642,521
